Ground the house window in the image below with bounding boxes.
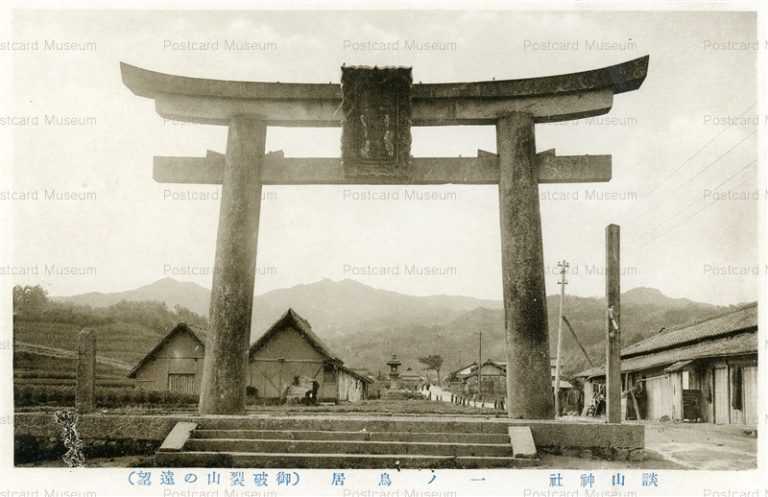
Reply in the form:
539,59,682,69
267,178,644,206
168,373,198,395
682,370,690,389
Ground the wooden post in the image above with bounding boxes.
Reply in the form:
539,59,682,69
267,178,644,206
605,224,622,423
630,388,642,421
497,112,554,419
554,260,569,417
199,116,266,415
76,329,96,414
477,331,482,400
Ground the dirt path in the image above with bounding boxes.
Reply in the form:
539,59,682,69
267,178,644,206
643,422,756,470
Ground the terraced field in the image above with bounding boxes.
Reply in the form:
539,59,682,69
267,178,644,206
15,351,130,379
14,319,164,367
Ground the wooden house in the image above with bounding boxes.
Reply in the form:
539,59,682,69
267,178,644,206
461,360,507,396
248,308,371,402
127,322,207,395
447,358,573,402
129,309,371,403
575,303,757,424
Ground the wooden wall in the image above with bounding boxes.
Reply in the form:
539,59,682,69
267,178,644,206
132,330,205,394
249,325,329,399
629,354,757,425
337,370,367,401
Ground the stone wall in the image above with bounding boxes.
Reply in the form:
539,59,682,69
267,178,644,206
15,412,645,463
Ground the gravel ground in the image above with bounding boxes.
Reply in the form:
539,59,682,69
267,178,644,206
642,421,756,470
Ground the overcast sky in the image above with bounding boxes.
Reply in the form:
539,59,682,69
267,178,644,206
6,10,760,306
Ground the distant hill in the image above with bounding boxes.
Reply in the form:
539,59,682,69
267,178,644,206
248,278,501,341
14,286,208,370
56,277,502,340
56,277,210,316
622,287,700,308
49,277,736,377
324,288,728,377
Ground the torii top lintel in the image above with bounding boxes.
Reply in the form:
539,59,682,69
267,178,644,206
120,56,648,126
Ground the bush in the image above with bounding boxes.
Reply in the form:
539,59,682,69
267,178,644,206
14,386,25,406
47,386,73,404
147,390,163,404
115,388,133,406
96,388,116,407
14,383,199,409
137,389,149,404
13,384,79,407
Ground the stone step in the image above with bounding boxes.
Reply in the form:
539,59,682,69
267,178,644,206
156,450,539,469
185,438,515,457
195,417,510,434
191,429,511,444
508,426,537,458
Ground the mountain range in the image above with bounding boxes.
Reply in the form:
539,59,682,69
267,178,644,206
56,278,736,376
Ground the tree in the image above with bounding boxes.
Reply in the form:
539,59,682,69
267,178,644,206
11,286,208,331
418,354,444,385
13,285,49,317
174,304,209,329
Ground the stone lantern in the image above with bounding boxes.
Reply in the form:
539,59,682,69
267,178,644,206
386,354,402,390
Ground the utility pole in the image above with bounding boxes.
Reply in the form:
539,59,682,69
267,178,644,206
554,259,569,417
477,331,483,400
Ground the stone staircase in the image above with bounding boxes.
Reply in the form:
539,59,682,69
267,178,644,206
155,416,540,468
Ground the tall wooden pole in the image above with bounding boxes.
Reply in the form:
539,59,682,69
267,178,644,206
554,260,569,417
199,116,266,415
497,112,554,419
605,224,622,423
477,331,482,399
76,329,96,414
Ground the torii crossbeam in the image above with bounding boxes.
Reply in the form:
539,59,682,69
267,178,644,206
121,55,648,418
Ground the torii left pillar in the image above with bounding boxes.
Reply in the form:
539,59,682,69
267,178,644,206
199,116,266,415
498,112,554,419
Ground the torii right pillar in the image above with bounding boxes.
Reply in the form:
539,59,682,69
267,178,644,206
498,112,554,419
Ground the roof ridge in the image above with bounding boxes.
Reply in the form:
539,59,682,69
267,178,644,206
127,322,205,378
622,303,757,358
249,308,340,362
682,302,753,326
630,302,757,343
185,322,208,332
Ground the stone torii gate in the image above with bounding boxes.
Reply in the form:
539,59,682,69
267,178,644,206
121,56,648,418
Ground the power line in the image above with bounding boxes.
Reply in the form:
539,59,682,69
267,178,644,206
683,130,756,185
622,102,756,222
708,160,758,192
629,128,756,226
723,173,761,196
634,159,756,246
631,152,758,244
641,102,755,199
641,102,753,198
634,159,757,249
